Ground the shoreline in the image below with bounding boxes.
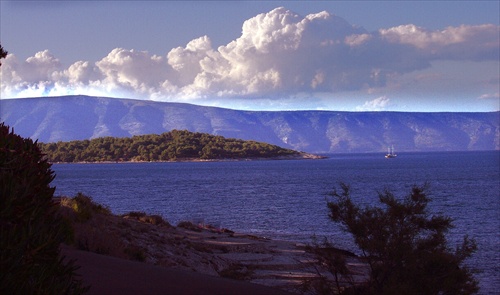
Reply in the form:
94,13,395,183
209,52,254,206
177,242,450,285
58,201,366,294
49,152,327,164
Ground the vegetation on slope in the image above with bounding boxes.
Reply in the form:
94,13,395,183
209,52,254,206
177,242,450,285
0,123,87,294
39,129,300,162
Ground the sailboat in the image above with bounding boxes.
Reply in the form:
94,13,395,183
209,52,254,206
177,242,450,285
385,145,397,158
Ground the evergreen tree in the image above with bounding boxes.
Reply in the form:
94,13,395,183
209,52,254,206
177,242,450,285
0,123,88,294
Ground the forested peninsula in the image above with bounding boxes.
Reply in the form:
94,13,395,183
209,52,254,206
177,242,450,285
39,130,316,163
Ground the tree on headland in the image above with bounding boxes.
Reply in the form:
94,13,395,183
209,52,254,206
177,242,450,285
317,183,478,294
38,130,301,163
0,44,7,67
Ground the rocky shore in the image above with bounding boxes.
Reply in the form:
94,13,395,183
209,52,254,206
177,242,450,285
58,197,367,294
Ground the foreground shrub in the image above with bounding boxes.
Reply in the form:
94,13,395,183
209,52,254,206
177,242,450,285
0,123,87,294
139,214,165,225
59,194,124,257
124,211,147,218
124,245,147,262
322,183,478,294
122,211,169,226
61,193,110,221
177,221,202,232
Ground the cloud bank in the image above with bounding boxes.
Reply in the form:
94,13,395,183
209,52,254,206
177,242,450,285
1,7,499,107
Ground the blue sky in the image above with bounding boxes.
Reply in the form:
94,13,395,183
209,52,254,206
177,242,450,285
1,1,499,112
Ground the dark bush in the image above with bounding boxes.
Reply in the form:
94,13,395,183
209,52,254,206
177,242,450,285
177,221,202,232
124,245,147,262
122,211,169,226
124,211,147,218
0,123,87,294
139,214,166,226
323,183,478,295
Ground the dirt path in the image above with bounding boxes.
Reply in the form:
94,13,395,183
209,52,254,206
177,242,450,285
62,245,293,295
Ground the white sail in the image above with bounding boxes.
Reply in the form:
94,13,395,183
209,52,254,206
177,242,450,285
385,145,397,158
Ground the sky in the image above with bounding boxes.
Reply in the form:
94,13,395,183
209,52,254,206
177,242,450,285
0,1,499,112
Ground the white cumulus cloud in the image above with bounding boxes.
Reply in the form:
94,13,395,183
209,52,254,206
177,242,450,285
379,24,499,60
356,96,391,111
1,7,498,106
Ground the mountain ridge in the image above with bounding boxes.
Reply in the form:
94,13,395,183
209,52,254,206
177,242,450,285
1,95,498,153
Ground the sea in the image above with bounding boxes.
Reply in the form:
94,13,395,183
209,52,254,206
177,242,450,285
51,151,499,294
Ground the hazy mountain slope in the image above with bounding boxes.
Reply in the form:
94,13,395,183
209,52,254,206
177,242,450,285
1,95,498,153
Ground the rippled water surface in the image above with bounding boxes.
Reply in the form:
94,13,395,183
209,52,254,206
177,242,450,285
52,151,499,294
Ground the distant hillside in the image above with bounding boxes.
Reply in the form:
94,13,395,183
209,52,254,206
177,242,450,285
38,129,305,163
1,95,498,153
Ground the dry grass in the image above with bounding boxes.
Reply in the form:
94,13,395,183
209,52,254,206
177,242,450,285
122,211,170,226
59,195,126,258
57,194,169,261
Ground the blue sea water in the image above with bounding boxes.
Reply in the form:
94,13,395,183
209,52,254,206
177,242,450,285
51,151,499,294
